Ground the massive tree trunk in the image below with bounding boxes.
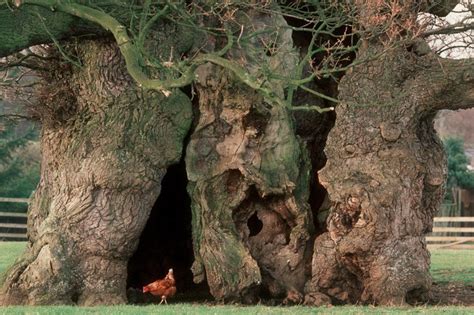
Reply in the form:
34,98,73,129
305,42,474,305
1,0,473,307
185,7,316,302
0,40,192,305
186,65,314,303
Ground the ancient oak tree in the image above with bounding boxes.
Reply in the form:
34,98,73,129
0,0,473,306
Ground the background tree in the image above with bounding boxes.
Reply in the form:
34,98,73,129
0,123,39,192
444,137,474,191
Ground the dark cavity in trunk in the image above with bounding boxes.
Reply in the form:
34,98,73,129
126,157,209,301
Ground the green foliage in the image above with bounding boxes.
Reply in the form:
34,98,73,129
444,137,474,191
0,120,40,212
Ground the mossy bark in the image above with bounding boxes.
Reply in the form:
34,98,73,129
1,1,473,307
0,40,192,306
305,43,474,305
0,3,107,57
186,65,314,303
184,6,316,303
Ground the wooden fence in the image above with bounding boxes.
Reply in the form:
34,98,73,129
0,197,29,241
0,196,473,248
426,217,474,249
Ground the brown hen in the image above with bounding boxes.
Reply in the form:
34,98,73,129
142,268,177,304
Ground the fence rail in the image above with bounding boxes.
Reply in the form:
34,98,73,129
0,222,27,229
0,197,30,203
427,216,474,249
432,227,474,233
0,197,29,241
1,197,473,247
434,217,474,222
0,212,27,218
0,232,27,239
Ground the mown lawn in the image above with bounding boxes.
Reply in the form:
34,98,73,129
0,242,26,279
0,242,472,314
430,249,474,284
1,304,474,315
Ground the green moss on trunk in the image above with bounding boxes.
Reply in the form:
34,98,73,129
0,4,102,57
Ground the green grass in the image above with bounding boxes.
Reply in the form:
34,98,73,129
0,242,473,314
0,242,25,278
0,305,473,315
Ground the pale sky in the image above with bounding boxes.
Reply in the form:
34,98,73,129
425,0,473,58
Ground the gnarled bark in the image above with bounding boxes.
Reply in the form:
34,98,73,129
186,63,314,303
0,40,192,306
185,5,316,303
305,43,474,305
1,0,473,308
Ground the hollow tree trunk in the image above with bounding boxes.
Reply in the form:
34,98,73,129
186,64,313,303
305,42,474,305
185,6,315,302
0,40,192,305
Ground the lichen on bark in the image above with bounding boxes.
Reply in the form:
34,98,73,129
0,38,193,306
186,65,314,302
0,3,100,57
305,43,474,305
180,4,321,302
1,0,473,308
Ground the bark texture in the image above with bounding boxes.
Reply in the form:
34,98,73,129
0,40,192,305
1,0,473,308
186,7,315,303
0,3,109,57
305,43,474,305
186,64,313,303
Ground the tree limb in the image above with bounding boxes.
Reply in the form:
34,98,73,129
424,0,460,17
0,2,104,57
11,0,345,108
13,0,310,106
422,22,474,37
416,57,474,111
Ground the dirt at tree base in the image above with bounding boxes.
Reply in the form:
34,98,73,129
127,282,474,307
429,282,474,306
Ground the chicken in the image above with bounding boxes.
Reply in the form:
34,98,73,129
142,268,177,304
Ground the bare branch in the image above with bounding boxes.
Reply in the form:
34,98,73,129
422,21,474,36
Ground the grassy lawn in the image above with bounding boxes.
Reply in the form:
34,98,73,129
430,249,474,284
0,242,25,279
1,305,473,315
0,242,472,314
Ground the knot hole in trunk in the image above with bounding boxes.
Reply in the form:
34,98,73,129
247,212,263,237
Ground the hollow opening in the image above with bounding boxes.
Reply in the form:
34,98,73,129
435,108,474,217
294,109,336,234
126,157,210,303
282,1,357,235
406,286,429,305
247,212,263,237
